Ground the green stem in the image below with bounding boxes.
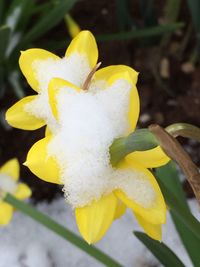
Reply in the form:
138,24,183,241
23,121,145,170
110,129,158,166
166,123,200,142
4,193,122,267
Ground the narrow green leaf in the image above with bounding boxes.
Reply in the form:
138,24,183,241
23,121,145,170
187,0,200,54
134,231,185,267
156,161,188,209
8,71,25,99
5,0,25,32
4,193,122,267
0,64,5,98
4,0,36,57
116,0,134,31
40,23,184,51
32,2,53,15
155,175,200,243
15,0,35,32
97,23,184,41
139,0,158,27
186,0,200,34
0,25,10,62
172,213,200,267
20,0,78,46
156,162,200,267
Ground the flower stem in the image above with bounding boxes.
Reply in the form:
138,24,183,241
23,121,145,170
4,193,122,267
166,123,200,142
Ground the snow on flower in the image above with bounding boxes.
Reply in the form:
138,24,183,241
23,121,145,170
0,159,31,225
6,31,170,244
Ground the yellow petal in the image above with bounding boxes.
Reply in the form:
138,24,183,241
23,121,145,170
126,146,170,169
14,183,32,200
45,126,52,136
0,202,13,225
0,158,19,181
48,77,81,120
19,49,60,92
115,160,166,225
114,200,126,220
128,84,140,132
75,193,117,244
134,212,162,241
93,65,139,132
6,96,45,130
65,30,98,68
25,136,62,184
94,65,138,87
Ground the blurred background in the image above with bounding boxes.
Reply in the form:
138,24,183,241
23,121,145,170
1,1,200,266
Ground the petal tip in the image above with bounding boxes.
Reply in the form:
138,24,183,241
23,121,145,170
23,161,28,167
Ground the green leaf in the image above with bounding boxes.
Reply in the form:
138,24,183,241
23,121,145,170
186,0,200,34
40,23,184,51
156,161,188,208
116,0,134,31
97,23,184,41
134,231,185,267
0,64,5,98
8,71,25,99
155,171,200,243
4,0,36,57
4,193,122,267
32,2,53,15
110,129,158,166
5,0,27,32
0,25,10,62
187,0,200,54
156,162,200,267
15,0,35,32
20,0,78,46
139,0,158,27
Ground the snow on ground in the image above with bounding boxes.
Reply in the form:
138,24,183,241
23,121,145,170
0,197,198,267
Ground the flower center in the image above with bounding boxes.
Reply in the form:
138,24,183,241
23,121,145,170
0,174,17,194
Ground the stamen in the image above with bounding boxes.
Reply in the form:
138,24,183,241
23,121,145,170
82,62,102,90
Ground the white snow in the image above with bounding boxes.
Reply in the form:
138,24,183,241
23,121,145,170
113,170,155,208
33,53,91,91
46,79,155,209
0,174,17,194
24,53,91,130
0,196,197,267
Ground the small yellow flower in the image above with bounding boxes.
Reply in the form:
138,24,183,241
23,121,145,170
6,31,170,243
0,159,31,225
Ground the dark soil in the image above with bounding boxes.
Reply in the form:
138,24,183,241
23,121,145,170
1,0,200,202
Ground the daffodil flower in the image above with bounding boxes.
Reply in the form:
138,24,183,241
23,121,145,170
0,159,31,225
6,30,170,243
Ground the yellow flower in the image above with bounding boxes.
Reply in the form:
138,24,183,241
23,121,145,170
0,159,31,225
6,30,170,243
